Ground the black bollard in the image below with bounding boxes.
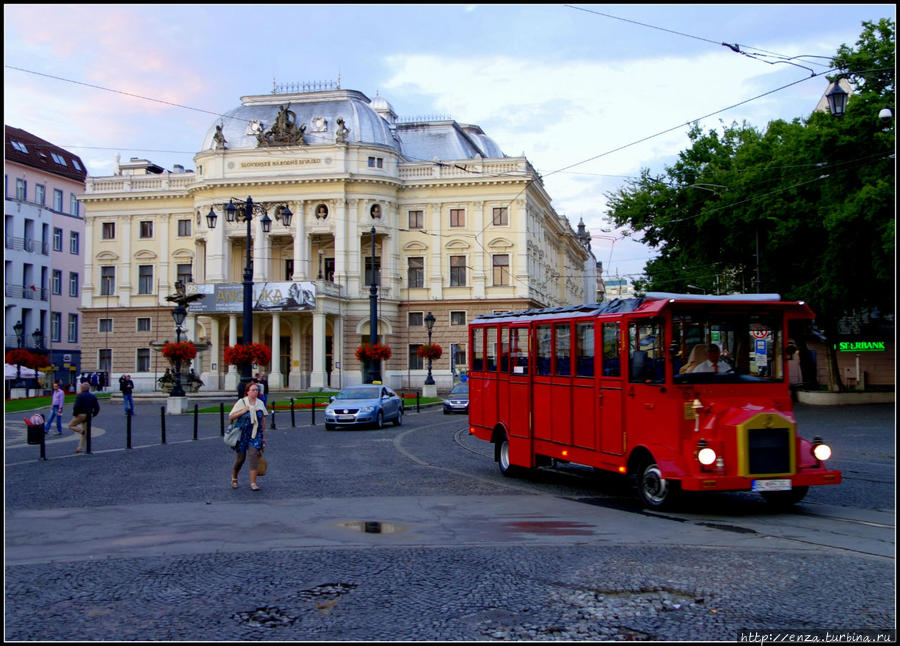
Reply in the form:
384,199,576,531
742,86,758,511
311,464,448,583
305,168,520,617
290,398,295,427
39,424,47,461
311,397,316,425
270,401,276,429
193,404,199,440
160,406,166,444
86,414,92,454
126,412,132,449
416,392,420,413
220,402,225,436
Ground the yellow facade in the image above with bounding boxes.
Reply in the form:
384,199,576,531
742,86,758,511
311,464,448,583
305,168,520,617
78,88,594,392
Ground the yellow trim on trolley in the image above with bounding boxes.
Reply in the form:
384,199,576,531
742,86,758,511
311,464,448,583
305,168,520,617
735,413,796,477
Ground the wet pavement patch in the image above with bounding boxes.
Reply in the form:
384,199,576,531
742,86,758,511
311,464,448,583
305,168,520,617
337,520,403,534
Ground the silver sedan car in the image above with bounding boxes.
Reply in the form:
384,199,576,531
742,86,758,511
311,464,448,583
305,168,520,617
324,384,404,430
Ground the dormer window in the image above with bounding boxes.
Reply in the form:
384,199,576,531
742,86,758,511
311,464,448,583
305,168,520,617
50,152,67,166
71,158,83,171
11,140,28,153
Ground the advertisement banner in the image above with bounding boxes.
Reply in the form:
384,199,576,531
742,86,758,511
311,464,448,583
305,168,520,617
186,282,316,313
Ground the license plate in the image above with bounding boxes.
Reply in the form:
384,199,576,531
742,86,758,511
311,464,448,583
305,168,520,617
752,478,791,492
338,415,354,421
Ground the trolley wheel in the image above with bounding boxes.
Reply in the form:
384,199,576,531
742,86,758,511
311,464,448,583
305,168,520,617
761,486,808,509
637,461,680,510
393,407,403,426
497,436,523,478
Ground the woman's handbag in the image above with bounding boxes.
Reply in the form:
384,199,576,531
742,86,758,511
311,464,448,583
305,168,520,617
224,421,242,447
257,451,268,476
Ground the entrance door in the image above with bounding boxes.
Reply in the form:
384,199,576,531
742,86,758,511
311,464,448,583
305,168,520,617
280,336,291,384
598,321,625,455
326,336,333,387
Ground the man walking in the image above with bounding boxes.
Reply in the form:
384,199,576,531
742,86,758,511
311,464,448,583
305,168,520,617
45,380,65,435
68,382,100,454
120,374,135,416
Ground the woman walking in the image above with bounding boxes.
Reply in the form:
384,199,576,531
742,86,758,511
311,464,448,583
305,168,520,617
228,382,268,491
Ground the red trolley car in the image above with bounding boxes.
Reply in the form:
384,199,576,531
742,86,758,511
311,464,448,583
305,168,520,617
467,292,840,509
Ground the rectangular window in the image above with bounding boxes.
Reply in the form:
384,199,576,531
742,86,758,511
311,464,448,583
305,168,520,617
450,208,465,227
409,344,424,370
284,259,294,280
449,256,466,286
450,311,466,326
99,319,113,333
177,219,191,236
509,328,529,375
35,184,45,206
51,269,62,295
68,314,78,343
10,140,28,153
365,257,381,287
53,189,63,211
408,210,423,229
137,317,151,332
471,328,483,371
485,327,497,371
536,325,552,376
98,348,111,374
576,322,594,377
68,272,79,297
492,207,508,226
51,152,67,166
628,320,664,384
69,231,79,254
407,256,424,288
367,156,383,168
602,323,620,376
137,348,150,372
102,222,116,240
555,323,571,376
51,312,62,343
408,312,423,326
69,194,79,216
139,221,153,238
53,227,63,251
15,179,26,201
177,263,192,285
100,266,115,295
138,265,153,294
492,254,510,286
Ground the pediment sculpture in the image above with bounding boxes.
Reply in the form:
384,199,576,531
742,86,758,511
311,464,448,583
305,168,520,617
257,105,306,147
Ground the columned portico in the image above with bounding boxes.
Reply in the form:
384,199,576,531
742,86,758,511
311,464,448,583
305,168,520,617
224,313,239,392
309,311,328,389
269,311,283,388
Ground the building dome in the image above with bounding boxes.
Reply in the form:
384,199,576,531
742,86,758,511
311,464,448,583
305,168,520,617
200,89,400,152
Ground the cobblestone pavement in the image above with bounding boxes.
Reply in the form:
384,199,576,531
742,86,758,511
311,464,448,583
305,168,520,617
4,400,895,641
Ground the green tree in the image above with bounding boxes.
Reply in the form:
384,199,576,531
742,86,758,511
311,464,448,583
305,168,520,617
606,19,895,390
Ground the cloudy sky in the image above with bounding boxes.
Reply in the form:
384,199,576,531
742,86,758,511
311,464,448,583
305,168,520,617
4,3,893,280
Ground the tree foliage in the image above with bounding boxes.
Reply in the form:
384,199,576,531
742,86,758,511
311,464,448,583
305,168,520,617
605,19,895,388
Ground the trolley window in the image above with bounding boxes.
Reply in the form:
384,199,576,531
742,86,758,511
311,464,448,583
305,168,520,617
536,325,552,376
486,327,497,372
602,322,621,377
629,319,665,383
575,322,594,377
555,323,571,376
471,327,483,371
509,327,529,375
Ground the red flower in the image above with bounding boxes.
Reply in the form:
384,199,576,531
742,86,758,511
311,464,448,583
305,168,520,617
355,343,392,361
224,343,271,367
162,341,197,364
6,348,40,368
417,343,443,360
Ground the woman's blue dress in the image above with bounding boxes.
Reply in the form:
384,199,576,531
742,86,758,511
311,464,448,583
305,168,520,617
233,409,265,453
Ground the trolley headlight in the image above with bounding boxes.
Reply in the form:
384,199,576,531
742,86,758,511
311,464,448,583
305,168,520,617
812,436,832,461
696,440,717,466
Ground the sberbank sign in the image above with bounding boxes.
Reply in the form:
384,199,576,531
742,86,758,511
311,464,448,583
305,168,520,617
836,341,886,352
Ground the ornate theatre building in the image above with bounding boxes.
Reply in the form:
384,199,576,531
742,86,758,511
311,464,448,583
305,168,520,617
79,84,595,392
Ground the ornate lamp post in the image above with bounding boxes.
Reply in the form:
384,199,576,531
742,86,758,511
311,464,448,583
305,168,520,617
825,79,849,117
170,303,187,397
207,197,292,396
367,226,381,384
424,312,436,386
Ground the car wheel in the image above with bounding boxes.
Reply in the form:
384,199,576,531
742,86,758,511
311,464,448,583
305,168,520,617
443,409,449,415
393,407,403,426
761,486,808,509
374,411,384,429
637,461,680,510
325,423,335,431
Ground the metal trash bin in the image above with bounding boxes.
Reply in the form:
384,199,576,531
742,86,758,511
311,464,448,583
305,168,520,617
25,414,45,445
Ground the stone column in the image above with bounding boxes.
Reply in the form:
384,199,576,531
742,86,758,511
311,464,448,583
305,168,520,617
309,311,328,389
429,203,443,299
119,215,132,306
269,311,283,389
472,201,486,299
201,316,220,391
334,199,349,289
289,316,301,389
292,201,307,280
224,313,239,392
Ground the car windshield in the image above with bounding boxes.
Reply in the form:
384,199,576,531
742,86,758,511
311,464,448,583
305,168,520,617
449,384,468,395
335,387,379,400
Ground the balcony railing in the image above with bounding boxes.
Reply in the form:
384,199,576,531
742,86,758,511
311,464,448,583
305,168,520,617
5,285,49,301
4,236,50,255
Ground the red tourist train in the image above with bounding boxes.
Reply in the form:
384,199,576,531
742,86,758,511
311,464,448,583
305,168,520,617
467,293,841,509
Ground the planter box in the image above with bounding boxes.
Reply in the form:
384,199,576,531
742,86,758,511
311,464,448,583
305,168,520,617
797,390,894,405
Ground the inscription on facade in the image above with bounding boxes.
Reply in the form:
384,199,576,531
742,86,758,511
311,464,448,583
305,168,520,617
239,159,321,168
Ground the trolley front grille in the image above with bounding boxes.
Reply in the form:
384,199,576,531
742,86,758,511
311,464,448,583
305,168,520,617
747,427,791,475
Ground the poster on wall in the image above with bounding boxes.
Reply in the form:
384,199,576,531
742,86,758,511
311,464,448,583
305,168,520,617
186,282,316,313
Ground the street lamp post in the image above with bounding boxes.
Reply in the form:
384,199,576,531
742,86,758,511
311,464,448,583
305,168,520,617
367,226,381,384
207,197,292,396
170,303,187,397
424,312,435,386
12,320,24,386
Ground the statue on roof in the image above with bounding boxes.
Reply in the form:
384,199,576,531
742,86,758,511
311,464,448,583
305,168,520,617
258,105,305,147
212,123,227,150
335,117,349,144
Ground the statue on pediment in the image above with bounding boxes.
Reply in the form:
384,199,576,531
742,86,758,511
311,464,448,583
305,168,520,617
335,117,349,144
212,123,227,150
258,104,306,147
